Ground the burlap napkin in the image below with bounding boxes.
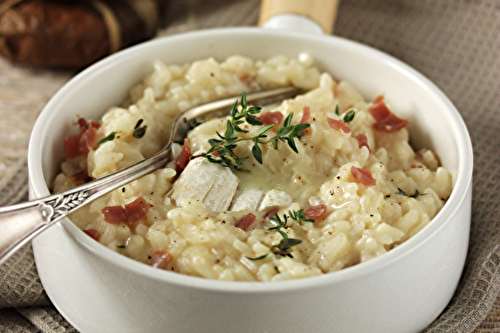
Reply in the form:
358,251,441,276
1,0,499,332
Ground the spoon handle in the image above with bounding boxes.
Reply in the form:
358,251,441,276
259,0,339,34
0,188,93,264
0,146,171,265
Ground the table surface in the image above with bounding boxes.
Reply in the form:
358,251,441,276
1,0,499,332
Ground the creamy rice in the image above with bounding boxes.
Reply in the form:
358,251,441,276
53,54,452,281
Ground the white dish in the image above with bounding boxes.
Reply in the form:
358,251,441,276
29,27,473,333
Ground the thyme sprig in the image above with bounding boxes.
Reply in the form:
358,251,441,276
205,92,310,170
268,212,291,239
247,209,316,260
289,209,315,224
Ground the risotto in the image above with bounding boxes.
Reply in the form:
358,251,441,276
52,54,452,281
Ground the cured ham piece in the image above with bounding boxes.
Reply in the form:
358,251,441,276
300,106,311,124
263,208,279,220
351,166,376,186
235,213,256,231
368,95,409,132
63,117,100,159
175,138,191,173
150,250,173,269
256,111,284,127
327,118,351,133
300,106,311,135
102,196,149,225
303,205,328,219
77,118,100,132
63,134,84,159
355,133,370,152
80,126,97,149
89,120,101,129
83,229,99,241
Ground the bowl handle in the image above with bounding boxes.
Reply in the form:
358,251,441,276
258,0,339,34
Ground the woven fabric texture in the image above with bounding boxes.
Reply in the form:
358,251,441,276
0,0,499,332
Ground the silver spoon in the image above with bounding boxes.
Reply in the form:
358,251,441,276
0,86,302,265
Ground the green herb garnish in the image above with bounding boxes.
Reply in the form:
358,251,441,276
133,119,147,139
247,237,303,260
271,238,303,257
268,212,290,239
204,92,310,170
334,105,355,123
289,209,315,224
247,209,314,260
97,131,121,145
342,109,356,123
397,188,420,198
116,245,126,249
247,253,270,261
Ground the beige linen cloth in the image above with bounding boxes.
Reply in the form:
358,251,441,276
0,0,499,331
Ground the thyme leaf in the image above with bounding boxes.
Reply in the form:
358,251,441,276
133,127,147,139
397,188,420,198
204,92,310,170
272,238,303,257
97,131,121,145
133,119,147,139
288,209,315,223
246,237,303,260
247,253,270,261
246,209,313,260
342,109,356,123
334,105,356,123
269,212,290,239
134,119,144,129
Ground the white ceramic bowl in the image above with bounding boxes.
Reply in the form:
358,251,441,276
28,27,473,333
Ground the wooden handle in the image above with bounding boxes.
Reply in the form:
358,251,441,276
259,0,339,34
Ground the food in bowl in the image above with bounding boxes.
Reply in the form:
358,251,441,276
52,54,452,281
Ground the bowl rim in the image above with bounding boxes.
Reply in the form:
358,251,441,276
28,26,474,293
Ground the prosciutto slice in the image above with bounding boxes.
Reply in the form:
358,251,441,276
355,133,370,152
102,197,149,225
327,118,351,133
63,117,100,159
351,166,376,186
368,95,409,132
175,138,191,173
256,111,283,127
303,205,328,219
235,213,256,231
150,250,173,269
